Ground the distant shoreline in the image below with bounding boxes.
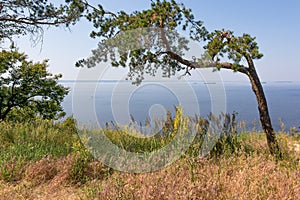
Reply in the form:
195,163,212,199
58,80,299,84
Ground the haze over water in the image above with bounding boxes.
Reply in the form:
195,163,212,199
61,81,300,132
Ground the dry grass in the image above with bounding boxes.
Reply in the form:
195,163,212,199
25,156,58,186
82,154,299,200
0,151,299,200
0,117,299,199
0,155,78,199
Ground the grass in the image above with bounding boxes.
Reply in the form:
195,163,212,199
0,112,299,199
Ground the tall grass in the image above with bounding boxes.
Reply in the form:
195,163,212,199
0,117,78,182
0,112,299,199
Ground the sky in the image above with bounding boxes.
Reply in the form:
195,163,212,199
10,0,300,82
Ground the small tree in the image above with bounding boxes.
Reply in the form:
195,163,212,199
204,30,280,157
0,48,69,120
76,0,281,156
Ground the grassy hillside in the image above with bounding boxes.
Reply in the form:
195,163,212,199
0,117,299,199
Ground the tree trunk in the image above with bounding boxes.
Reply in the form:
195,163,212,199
247,67,281,157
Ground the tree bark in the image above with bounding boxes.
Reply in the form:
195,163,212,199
246,67,281,157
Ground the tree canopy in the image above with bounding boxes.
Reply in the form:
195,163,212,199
75,1,263,84
0,48,68,120
75,0,281,156
76,0,208,84
0,0,87,120
0,0,90,42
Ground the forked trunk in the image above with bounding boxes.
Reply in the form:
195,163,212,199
247,67,281,157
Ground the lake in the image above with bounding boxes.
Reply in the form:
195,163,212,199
61,80,300,132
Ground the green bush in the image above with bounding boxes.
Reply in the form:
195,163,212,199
68,140,93,184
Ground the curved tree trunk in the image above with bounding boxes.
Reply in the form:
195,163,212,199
159,42,282,157
246,67,281,157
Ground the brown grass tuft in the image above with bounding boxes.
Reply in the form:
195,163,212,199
25,156,57,186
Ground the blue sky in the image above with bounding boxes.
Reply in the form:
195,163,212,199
12,0,300,82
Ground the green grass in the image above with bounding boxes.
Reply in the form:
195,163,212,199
0,117,79,182
0,119,77,159
0,114,299,199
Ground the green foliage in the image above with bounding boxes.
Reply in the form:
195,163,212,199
85,107,180,154
76,0,207,84
205,30,264,70
0,0,88,42
87,0,206,39
69,140,92,184
76,0,264,84
0,48,69,120
0,118,77,159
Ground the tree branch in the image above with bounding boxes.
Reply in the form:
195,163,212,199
159,21,171,51
157,50,249,76
0,17,71,26
83,0,117,17
245,54,255,70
